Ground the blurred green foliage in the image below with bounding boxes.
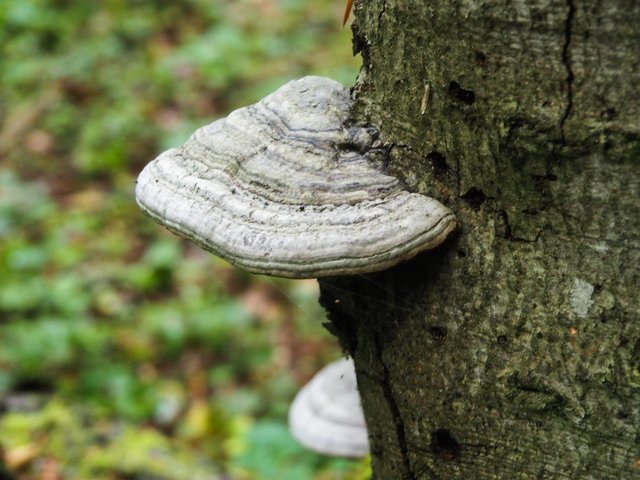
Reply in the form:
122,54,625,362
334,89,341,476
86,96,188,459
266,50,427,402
0,0,367,478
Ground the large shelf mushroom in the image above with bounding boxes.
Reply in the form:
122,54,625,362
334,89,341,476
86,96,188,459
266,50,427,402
135,76,457,278
288,357,368,458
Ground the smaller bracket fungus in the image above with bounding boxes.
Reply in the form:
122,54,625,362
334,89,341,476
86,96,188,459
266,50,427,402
136,76,456,278
288,357,368,458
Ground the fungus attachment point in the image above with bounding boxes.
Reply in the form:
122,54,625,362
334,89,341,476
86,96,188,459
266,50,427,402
136,77,457,278
288,358,368,458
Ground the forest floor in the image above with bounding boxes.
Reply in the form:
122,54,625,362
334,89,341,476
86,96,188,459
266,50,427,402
0,1,368,478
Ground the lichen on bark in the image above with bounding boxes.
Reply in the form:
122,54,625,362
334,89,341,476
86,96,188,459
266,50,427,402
320,1,640,478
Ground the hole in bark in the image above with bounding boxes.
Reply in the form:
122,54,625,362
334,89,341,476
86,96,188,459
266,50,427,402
426,151,448,178
448,81,475,105
461,187,487,210
456,249,467,258
497,334,508,345
532,173,558,183
474,51,487,65
430,428,461,461
601,107,617,120
616,409,629,419
429,326,448,342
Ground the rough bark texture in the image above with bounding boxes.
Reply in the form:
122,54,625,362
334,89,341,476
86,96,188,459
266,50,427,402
319,1,640,478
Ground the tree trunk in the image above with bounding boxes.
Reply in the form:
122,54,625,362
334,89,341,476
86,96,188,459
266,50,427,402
319,1,640,478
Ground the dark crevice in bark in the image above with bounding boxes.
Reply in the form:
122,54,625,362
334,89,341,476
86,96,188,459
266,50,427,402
377,0,387,28
498,209,540,243
373,331,417,480
560,0,576,141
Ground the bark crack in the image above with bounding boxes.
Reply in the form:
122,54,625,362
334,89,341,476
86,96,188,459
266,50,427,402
377,0,387,28
373,332,417,480
559,0,576,142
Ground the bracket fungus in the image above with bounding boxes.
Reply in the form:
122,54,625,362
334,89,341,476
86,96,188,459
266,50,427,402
136,76,456,278
288,357,368,458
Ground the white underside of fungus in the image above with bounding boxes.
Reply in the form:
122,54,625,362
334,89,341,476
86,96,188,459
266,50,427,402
136,76,456,278
288,357,369,458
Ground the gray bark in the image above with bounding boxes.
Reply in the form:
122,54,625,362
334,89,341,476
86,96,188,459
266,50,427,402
319,1,640,478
